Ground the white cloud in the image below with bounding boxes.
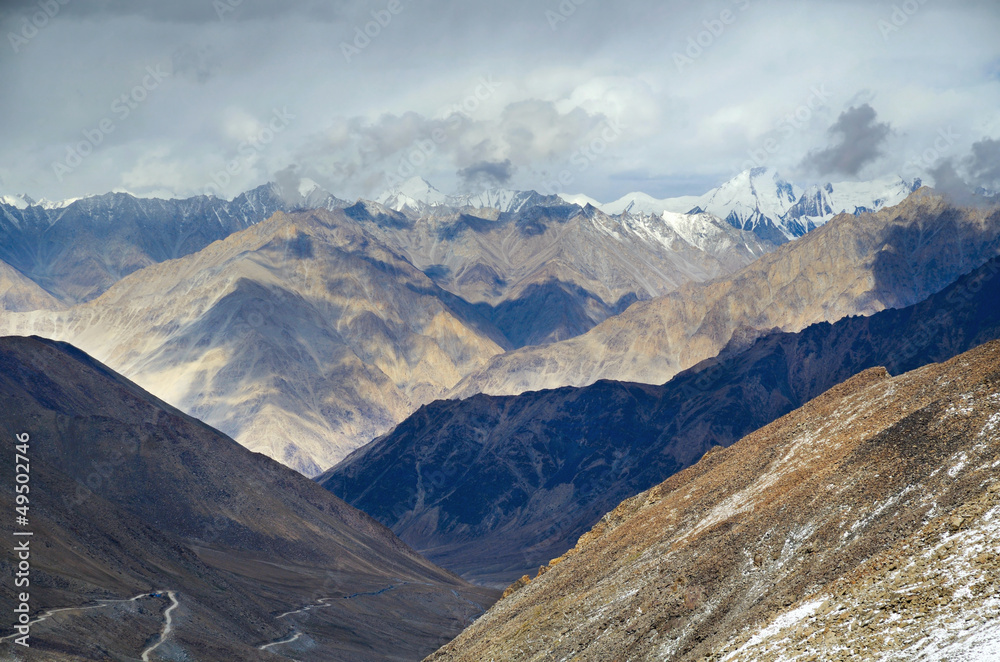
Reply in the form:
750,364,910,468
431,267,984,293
0,0,998,202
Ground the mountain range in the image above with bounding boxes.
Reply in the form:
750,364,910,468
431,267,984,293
449,189,1000,399
0,177,975,479
0,336,497,661
429,339,1000,661
322,243,1000,585
0,167,918,309
0,181,345,305
568,168,922,245
0,179,777,474
2,171,999,662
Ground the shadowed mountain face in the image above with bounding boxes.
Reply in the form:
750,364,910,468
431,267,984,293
321,254,1000,586
0,259,62,312
0,336,497,661
428,341,1000,662
450,190,1000,399
343,200,773,347
0,209,509,475
0,185,346,304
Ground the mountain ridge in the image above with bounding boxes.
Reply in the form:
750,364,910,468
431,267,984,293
0,335,498,661
449,189,1000,399
426,340,1000,661
322,249,1000,585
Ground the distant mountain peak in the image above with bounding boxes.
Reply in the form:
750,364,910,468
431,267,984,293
569,169,925,245
375,177,567,215
0,192,84,210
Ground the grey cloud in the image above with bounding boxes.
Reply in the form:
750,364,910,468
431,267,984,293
966,138,1000,190
295,101,608,198
458,159,515,189
801,104,892,178
2,0,999,203
928,137,1000,206
170,45,223,84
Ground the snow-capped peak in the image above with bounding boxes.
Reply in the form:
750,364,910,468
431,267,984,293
266,177,345,210
0,194,36,209
695,167,802,238
377,177,450,211
376,178,560,214
558,192,604,209
298,177,321,198
788,176,921,223
0,193,84,210
584,168,924,245
600,191,702,217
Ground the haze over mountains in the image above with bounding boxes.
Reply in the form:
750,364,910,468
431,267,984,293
430,340,1000,661
322,247,1000,584
0,336,497,661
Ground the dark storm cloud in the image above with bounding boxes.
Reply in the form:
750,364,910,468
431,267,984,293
801,104,892,178
458,159,515,188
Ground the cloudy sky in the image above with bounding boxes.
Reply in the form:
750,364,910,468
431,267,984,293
1,0,998,203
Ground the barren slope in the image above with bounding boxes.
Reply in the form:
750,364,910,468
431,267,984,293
0,336,497,661
429,341,1000,661
0,259,62,312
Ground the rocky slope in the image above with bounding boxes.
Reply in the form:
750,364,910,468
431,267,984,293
451,190,1000,398
322,254,1000,585
0,336,497,661
427,340,1000,661
0,208,508,475
349,200,772,347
